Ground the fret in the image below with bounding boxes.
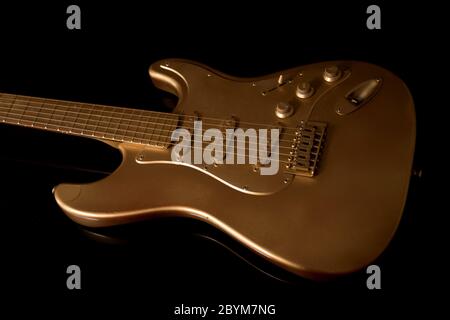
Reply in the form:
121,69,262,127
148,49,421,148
136,111,147,145
128,109,139,143
69,103,81,134
117,112,132,142
154,114,163,146
73,105,93,136
121,108,140,143
136,111,145,143
142,112,155,145
64,104,75,132
166,114,174,146
50,103,64,128
82,105,93,136
129,109,143,143
112,108,126,141
135,110,145,144
16,99,28,124
20,100,39,127
102,107,117,140
80,109,96,136
18,98,35,126
55,103,70,133
167,114,180,146
81,107,94,136
162,114,179,147
85,104,104,137
156,113,164,145
158,114,169,147
39,100,58,130
102,107,116,140
7,97,27,125
46,105,58,131
158,113,169,145
71,104,87,134
3,95,16,122
93,104,105,138
31,102,44,128
0,93,6,121
104,106,119,140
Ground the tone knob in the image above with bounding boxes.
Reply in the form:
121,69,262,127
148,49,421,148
275,102,294,119
323,65,341,82
296,82,314,99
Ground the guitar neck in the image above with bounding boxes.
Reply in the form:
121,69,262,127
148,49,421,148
0,93,179,147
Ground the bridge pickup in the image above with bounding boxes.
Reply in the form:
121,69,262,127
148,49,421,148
285,121,327,177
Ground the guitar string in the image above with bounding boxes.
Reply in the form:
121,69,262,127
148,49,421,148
0,95,304,141
0,111,306,167
0,106,319,162
0,94,321,160
0,104,312,157
0,93,306,132
0,94,308,136
0,100,320,149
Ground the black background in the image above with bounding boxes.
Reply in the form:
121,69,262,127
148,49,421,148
0,1,443,317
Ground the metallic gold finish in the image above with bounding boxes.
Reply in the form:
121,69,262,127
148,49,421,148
1,59,416,279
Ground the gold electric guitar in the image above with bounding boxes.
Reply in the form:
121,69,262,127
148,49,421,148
0,59,415,279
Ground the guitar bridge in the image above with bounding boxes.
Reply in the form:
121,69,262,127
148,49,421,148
285,121,327,177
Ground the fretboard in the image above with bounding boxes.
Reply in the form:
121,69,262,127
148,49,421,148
0,92,179,147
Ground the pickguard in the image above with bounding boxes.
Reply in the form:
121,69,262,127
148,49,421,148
135,147,294,195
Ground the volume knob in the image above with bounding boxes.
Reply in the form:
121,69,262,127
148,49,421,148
275,102,294,119
323,65,341,82
296,82,314,99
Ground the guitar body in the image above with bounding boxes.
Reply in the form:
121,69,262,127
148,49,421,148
53,59,415,278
